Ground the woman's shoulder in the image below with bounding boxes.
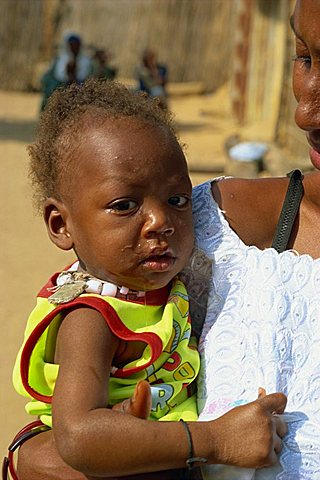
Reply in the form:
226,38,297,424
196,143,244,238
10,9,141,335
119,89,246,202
211,175,290,249
192,172,320,249
192,175,289,204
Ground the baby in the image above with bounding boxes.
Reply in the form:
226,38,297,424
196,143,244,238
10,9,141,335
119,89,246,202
9,79,287,480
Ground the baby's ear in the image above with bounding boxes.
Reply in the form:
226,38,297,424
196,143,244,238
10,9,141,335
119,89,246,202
43,198,73,251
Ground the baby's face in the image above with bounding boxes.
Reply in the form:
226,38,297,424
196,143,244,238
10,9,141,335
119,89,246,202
60,117,194,291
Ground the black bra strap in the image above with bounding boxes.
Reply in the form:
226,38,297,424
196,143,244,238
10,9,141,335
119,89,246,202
271,169,304,253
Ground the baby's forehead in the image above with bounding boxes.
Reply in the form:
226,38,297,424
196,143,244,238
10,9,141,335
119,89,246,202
76,112,169,136
61,113,173,155
65,114,181,161
58,113,187,195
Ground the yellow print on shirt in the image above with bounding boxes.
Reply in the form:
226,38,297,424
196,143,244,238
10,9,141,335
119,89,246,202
164,320,181,354
169,291,189,319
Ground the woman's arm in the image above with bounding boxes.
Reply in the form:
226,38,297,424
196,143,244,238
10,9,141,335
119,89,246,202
51,307,287,477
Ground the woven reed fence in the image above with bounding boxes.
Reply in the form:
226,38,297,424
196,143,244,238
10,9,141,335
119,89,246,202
0,0,44,91
0,0,234,92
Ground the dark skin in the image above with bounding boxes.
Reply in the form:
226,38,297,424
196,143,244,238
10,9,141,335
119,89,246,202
15,117,287,479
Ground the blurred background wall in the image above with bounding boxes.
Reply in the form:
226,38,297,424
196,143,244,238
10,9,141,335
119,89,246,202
0,0,306,165
0,0,234,92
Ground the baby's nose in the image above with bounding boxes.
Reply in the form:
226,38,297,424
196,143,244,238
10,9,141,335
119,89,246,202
142,208,174,238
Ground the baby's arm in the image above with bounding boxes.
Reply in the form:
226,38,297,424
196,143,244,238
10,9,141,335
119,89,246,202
17,389,287,480
52,307,287,477
53,306,195,476
17,381,182,480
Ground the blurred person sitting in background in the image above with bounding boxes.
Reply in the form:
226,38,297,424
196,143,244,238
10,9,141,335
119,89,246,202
91,48,117,81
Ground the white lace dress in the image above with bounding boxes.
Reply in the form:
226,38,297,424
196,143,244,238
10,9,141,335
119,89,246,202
183,180,320,480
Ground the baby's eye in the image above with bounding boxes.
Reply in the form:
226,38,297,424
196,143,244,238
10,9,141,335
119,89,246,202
108,199,138,213
168,195,190,208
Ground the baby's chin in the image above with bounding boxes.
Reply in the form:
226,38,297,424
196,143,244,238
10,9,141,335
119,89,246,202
120,276,174,293
119,271,180,293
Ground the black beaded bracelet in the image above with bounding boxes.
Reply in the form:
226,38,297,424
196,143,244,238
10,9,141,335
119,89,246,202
180,419,208,473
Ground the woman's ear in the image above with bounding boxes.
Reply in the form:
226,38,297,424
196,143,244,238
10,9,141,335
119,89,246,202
44,198,74,251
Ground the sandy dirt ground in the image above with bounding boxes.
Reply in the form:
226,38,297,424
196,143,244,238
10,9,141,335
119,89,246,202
0,84,253,458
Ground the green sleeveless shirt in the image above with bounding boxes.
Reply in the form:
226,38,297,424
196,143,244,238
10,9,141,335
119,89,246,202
13,271,200,427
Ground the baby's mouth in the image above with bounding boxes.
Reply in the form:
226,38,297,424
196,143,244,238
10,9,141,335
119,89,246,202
140,251,175,272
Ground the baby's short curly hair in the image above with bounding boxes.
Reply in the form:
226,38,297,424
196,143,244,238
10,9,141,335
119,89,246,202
29,78,176,210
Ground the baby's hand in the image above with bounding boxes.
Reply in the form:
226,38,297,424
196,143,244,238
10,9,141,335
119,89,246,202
207,392,287,468
112,380,152,419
